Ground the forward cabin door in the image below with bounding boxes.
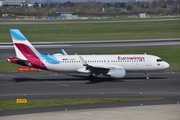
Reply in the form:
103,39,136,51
146,56,152,66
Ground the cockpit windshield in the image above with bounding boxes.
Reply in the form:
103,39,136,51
157,59,162,62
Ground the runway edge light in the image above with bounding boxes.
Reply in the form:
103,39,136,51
16,99,27,104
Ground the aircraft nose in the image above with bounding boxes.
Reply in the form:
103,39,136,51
164,62,170,69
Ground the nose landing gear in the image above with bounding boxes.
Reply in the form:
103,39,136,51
145,72,149,80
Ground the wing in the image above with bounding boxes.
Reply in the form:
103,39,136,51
78,55,126,78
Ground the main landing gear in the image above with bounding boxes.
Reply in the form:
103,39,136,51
145,72,149,80
89,74,98,82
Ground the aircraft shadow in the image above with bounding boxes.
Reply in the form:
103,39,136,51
12,74,167,83
12,74,122,83
66,74,124,84
13,77,86,82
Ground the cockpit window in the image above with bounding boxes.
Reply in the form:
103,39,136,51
157,59,162,62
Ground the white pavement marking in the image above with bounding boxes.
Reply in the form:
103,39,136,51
1,104,180,120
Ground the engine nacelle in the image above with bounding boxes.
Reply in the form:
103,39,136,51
107,68,126,78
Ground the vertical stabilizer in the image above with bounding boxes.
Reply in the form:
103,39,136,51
9,29,47,70
10,29,41,60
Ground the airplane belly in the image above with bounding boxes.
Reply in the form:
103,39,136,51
124,62,146,71
131,62,140,70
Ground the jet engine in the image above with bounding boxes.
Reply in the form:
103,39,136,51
107,68,126,78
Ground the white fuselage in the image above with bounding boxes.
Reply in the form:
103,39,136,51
42,54,169,72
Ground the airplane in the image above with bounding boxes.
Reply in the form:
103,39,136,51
7,29,170,82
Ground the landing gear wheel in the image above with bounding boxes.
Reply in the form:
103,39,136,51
89,74,94,82
145,72,149,80
89,74,98,82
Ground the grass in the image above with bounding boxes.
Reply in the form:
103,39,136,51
0,46,179,72
0,19,180,42
0,98,162,111
0,61,20,72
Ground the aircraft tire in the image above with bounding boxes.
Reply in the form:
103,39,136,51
89,75,97,82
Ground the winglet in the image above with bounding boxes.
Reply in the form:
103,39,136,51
61,49,68,55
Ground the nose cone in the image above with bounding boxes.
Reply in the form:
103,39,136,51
164,62,170,69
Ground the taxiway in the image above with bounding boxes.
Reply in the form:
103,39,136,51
0,72,179,117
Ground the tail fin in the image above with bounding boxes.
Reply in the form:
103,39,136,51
10,29,41,60
9,29,48,70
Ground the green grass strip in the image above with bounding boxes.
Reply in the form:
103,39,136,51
0,98,162,111
0,20,180,42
